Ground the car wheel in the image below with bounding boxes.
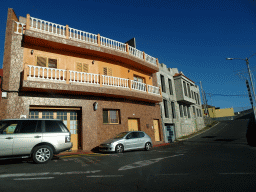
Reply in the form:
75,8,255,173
32,145,53,164
145,142,152,151
115,144,124,153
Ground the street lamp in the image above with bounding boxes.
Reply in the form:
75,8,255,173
226,54,256,120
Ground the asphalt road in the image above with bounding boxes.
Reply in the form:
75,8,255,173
1,118,256,192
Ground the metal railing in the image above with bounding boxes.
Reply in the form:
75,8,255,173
102,75,129,88
69,70,99,84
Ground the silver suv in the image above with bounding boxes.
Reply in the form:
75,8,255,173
0,119,72,164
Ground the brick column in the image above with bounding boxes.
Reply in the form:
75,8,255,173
143,51,145,61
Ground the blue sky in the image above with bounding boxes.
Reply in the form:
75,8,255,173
0,0,256,112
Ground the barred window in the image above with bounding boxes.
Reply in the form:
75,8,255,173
103,67,112,76
76,63,89,72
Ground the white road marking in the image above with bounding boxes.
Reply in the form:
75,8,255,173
118,154,184,171
87,175,123,178
14,177,54,180
0,170,101,178
219,173,255,175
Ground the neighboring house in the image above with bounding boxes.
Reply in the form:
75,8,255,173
203,107,235,118
157,64,205,142
0,8,164,151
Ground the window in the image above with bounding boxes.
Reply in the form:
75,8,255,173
168,79,173,95
160,75,166,93
76,63,89,73
187,83,191,98
183,81,187,96
199,109,202,117
44,121,62,132
103,109,120,124
134,76,144,83
163,100,169,118
196,109,199,117
184,106,187,116
103,67,112,76
171,102,176,119
179,104,183,117
193,106,196,117
19,120,40,133
42,111,54,119
37,56,57,68
188,106,191,118
29,111,39,118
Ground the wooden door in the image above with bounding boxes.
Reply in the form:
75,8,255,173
128,119,139,131
153,119,160,141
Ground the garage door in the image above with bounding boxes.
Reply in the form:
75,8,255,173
29,109,80,151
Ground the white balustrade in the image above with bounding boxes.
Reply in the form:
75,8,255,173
100,36,126,52
69,28,98,44
102,75,129,88
14,21,26,35
145,53,157,66
128,46,143,59
131,80,147,92
27,65,66,81
147,85,160,95
30,17,66,37
69,71,99,84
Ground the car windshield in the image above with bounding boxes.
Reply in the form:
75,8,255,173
114,132,129,139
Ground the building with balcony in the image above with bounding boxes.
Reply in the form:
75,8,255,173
0,8,164,151
157,64,205,143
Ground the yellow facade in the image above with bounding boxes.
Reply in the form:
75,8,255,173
203,107,234,118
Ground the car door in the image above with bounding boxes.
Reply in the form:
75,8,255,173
12,120,43,155
138,132,146,148
0,121,19,156
124,132,139,150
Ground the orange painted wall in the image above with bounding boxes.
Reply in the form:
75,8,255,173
23,48,153,85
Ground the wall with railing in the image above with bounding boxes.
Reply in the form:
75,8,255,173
24,65,161,95
15,14,159,67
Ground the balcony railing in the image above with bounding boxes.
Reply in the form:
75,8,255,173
14,21,26,35
21,15,158,66
69,27,98,44
27,65,66,82
24,65,161,96
69,70,100,85
131,80,147,92
30,17,66,37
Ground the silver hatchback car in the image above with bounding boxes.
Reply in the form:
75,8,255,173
0,119,72,164
99,131,152,153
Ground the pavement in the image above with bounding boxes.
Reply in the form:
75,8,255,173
56,142,182,157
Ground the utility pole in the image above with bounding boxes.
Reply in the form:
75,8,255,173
200,81,208,116
227,55,256,121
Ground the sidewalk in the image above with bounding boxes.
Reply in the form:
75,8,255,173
56,141,183,157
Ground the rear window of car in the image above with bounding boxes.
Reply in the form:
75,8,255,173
44,121,63,133
138,132,145,138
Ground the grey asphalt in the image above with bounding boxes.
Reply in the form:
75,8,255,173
1,118,256,192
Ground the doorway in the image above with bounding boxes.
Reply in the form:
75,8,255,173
128,118,139,131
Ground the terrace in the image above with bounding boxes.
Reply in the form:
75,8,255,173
21,65,162,103
14,15,159,73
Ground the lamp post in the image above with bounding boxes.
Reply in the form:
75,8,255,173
226,54,256,120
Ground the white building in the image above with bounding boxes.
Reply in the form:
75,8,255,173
157,63,205,142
